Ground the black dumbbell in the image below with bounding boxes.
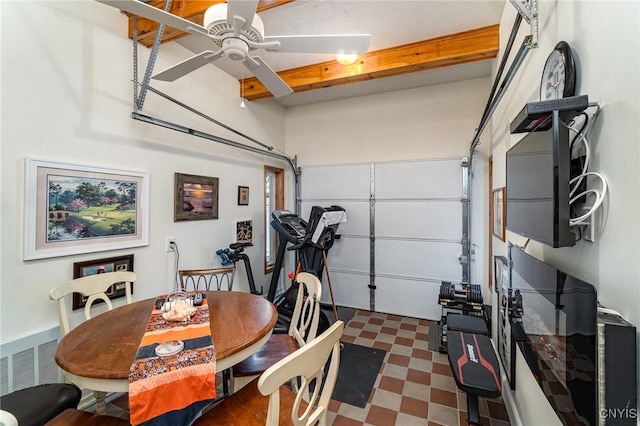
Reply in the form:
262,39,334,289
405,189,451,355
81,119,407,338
440,282,450,300
473,284,482,304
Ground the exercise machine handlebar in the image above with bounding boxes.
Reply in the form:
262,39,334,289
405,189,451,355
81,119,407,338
227,243,263,296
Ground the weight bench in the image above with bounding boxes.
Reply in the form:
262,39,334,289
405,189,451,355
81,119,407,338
447,330,502,426
447,313,488,335
439,313,488,353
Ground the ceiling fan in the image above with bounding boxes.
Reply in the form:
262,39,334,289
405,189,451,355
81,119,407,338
95,0,371,98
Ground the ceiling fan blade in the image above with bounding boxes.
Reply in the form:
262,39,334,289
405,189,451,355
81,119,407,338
227,0,259,33
243,56,293,98
262,34,371,54
152,50,224,82
95,0,210,37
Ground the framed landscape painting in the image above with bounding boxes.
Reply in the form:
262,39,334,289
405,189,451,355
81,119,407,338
24,158,149,260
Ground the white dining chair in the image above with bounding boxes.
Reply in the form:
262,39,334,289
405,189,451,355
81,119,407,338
195,320,344,426
49,271,136,337
49,271,136,413
230,271,323,392
0,410,18,426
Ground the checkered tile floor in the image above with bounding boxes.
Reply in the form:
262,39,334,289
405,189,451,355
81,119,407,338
102,309,511,425
328,310,511,426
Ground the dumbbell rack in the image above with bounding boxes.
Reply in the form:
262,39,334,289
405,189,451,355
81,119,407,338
438,281,484,313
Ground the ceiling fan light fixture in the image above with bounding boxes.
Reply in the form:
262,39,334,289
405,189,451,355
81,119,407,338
223,38,249,61
336,53,359,65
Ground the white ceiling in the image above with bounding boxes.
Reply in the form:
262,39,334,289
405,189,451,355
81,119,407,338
176,0,507,107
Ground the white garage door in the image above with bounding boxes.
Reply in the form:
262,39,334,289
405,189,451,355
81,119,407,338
300,158,463,320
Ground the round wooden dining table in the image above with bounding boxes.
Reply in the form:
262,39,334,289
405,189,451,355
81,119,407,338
54,291,277,398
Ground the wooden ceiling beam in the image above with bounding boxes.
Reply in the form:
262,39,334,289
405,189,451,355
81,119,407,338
127,0,294,47
241,24,500,101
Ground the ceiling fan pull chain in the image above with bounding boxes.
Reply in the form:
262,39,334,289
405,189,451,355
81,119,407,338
240,63,246,109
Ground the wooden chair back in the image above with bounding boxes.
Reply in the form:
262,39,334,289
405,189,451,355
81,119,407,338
49,271,136,337
288,272,322,346
259,320,344,426
178,267,235,291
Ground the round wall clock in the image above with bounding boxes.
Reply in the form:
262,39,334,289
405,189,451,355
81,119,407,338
540,41,576,101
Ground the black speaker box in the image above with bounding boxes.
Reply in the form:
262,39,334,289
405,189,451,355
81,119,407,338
597,310,637,425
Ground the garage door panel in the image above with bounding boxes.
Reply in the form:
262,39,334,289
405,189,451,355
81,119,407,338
376,159,462,199
375,277,442,320
301,164,370,200
324,237,368,272
320,272,370,310
301,159,463,319
376,201,462,240
375,240,461,282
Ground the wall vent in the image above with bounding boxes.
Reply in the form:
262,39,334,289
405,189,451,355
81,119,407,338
0,327,63,395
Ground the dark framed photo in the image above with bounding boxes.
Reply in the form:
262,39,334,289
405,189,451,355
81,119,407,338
72,254,134,310
234,219,253,243
175,173,219,221
492,187,506,241
237,186,249,206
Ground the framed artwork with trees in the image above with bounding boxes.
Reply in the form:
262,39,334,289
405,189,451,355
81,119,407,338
24,158,149,260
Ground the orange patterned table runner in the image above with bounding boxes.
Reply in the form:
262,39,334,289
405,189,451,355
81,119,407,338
128,295,216,425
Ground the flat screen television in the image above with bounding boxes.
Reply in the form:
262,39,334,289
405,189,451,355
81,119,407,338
506,110,575,247
509,243,597,425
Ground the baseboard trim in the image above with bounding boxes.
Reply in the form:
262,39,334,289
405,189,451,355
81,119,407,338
501,379,522,426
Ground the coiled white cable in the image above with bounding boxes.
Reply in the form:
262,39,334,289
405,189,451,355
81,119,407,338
569,172,608,226
562,115,608,228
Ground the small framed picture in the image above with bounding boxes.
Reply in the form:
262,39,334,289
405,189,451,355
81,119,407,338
492,187,506,241
238,186,249,206
234,219,253,243
174,173,219,222
494,255,509,294
72,254,134,310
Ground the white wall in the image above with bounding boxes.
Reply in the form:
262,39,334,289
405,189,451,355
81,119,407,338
0,0,289,342
490,1,640,423
286,78,491,164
